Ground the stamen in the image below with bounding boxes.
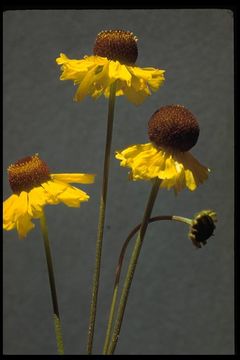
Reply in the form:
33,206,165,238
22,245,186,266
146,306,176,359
93,29,138,65
8,154,51,194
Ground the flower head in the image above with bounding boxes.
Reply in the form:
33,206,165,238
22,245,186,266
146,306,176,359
3,154,95,238
189,210,217,248
56,29,165,105
116,105,209,193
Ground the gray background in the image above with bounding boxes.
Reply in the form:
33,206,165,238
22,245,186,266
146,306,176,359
3,9,234,355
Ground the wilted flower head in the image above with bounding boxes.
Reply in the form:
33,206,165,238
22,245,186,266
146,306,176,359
189,210,217,248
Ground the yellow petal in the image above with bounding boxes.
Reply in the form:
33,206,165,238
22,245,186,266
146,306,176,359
175,152,209,187
56,53,69,65
28,186,49,217
51,173,96,184
129,66,165,90
56,53,91,81
88,62,112,96
148,76,165,92
56,185,90,207
3,192,35,238
3,194,18,230
15,192,29,218
128,66,152,80
16,213,35,239
123,85,150,105
74,65,98,101
184,169,197,191
109,62,132,85
56,53,165,104
41,180,68,203
40,179,92,208
115,143,209,192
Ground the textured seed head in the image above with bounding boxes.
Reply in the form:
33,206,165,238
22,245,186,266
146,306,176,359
189,210,217,248
148,105,200,152
8,154,50,194
93,29,138,65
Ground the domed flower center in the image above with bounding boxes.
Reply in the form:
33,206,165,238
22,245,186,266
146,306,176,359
93,30,138,65
8,154,51,194
148,105,200,152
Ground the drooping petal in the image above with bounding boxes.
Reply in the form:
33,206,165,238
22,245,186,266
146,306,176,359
51,173,96,184
28,186,50,217
16,212,35,239
128,66,165,92
41,180,68,203
3,192,35,238
115,143,209,192
108,61,132,85
123,81,151,105
55,185,90,207
3,194,19,230
175,152,210,190
56,53,90,81
56,54,165,104
41,179,91,208
15,192,29,218
148,73,165,92
74,66,99,101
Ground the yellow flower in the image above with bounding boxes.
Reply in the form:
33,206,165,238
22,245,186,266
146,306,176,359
116,105,210,194
3,154,95,238
56,30,165,105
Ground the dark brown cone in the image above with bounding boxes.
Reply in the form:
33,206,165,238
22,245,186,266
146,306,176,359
93,30,138,65
8,154,51,194
148,105,200,152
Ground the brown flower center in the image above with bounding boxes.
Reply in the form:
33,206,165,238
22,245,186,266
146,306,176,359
8,154,51,194
189,210,216,248
148,105,200,152
93,30,138,65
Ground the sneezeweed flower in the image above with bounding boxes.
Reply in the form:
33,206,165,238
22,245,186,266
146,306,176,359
116,104,210,193
56,30,165,353
56,29,165,105
3,154,95,238
189,209,217,248
3,154,95,354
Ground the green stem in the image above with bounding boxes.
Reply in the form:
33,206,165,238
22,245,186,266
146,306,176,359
107,177,161,355
102,215,169,354
87,81,117,354
102,285,119,354
102,214,192,354
40,211,64,355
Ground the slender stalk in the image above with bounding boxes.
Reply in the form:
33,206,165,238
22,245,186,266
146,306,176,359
102,215,169,354
102,214,192,353
172,215,192,225
107,177,161,354
102,285,119,354
87,81,117,354
40,211,64,355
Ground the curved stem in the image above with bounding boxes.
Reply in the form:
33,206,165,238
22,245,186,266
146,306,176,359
40,211,64,355
107,178,161,355
87,81,117,354
102,214,191,354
